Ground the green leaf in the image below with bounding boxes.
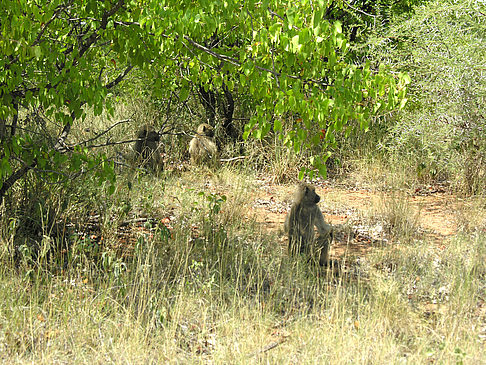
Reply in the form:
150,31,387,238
316,157,328,178
289,95,296,108
261,122,271,138
373,102,382,113
332,21,342,36
298,168,305,180
291,35,300,53
179,86,189,101
273,119,282,132
275,98,285,115
239,73,246,86
401,73,411,85
33,46,42,59
400,98,408,109
1,158,12,177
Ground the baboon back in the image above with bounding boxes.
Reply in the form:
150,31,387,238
133,127,163,171
284,183,332,264
189,123,218,165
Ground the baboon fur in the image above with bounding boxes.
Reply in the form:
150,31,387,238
189,123,218,166
284,183,333,266
133,127,163,171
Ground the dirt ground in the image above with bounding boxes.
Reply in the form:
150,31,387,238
250,180,461,260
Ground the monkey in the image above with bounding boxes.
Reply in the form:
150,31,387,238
133,126,163,171
284,183,333,266
188,123,219,166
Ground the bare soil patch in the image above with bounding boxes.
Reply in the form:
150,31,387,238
250,181,459,260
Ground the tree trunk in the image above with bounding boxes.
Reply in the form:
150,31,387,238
220,83,238,140
198,85,216,123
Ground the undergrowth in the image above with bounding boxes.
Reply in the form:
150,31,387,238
2,1,486,362
0,166,485,364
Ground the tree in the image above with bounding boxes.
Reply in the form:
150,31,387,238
325,0,424,43
0,0,408,198
366,0,486,192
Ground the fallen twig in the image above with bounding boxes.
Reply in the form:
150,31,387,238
220,156,246,162
248,338,287,358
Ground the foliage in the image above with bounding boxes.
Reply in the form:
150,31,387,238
0,0,140,197
0,0,409,199
364,0,486,191
328,0,425,45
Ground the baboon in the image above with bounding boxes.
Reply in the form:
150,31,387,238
284,183,333,266
189,123,219,166
133,127,163,171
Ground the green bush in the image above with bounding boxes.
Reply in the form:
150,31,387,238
343,0,486,193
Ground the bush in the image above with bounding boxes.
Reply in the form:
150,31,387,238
348,0,486,193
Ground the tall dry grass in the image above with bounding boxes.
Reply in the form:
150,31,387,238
1,161,485,363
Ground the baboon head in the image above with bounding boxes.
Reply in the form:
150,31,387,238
197,123,214,138
137,128,160,143
296,183,320,206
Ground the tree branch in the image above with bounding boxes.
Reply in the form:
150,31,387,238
183,35,240,67
73,119,132,147
32,3,69,46
182,35,330,87
105,65,134,89
0,162,37,199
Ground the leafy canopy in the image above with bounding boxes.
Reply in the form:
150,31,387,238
0,0,408,195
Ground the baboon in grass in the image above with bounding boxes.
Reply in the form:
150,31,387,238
133,127,163,171
284,183,333,266
189,123,218,166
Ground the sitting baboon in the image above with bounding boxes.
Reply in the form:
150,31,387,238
189,123,218,166
133,127,163,171
284,183,333,266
